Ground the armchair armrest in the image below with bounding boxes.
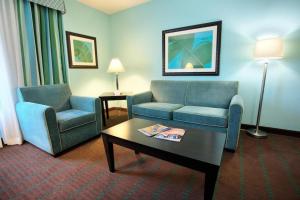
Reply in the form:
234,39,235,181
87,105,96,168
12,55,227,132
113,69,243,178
70,96,102,132
16,102,61,155
127,91,153,119
226,95,244,151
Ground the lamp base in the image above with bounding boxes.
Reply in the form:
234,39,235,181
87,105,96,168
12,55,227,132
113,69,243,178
246,128,268,138
114,90,121,96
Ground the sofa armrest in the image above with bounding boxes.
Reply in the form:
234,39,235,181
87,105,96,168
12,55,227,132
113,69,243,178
16,102,61,155
226,95,244,151
127,91,152,119
230,95,244,108
70,96,102,132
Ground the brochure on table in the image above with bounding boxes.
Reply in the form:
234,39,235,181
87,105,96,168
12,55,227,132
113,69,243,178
138,124,185,142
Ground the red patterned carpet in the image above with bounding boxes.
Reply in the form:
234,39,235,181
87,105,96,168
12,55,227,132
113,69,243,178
0,110,300,200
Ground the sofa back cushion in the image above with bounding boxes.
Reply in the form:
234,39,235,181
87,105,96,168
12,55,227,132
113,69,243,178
18,84,72,112
151,80,188,104
186,81,238,108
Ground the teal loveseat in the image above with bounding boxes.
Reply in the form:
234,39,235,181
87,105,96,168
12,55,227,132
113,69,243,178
16,84,102,155
127,80,244,151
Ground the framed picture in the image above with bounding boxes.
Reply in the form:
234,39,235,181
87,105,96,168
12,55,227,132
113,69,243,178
162,21,222,76
66,31,98,69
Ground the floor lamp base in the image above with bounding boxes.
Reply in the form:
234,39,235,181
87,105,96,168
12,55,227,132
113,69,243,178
247,128,268,138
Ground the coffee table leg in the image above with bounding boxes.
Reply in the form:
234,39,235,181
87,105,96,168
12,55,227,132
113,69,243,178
204,167,219,200
102,135,115,172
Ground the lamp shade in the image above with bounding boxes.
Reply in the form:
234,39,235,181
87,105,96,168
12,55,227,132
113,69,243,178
254,37,283,60
107,58,125,73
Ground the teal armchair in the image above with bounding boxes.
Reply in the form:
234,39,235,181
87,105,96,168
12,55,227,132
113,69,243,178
16,84,102,155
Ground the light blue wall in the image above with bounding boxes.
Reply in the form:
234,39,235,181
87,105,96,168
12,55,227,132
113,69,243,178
63,0,114,97
110,0,300,131
62,0,300,131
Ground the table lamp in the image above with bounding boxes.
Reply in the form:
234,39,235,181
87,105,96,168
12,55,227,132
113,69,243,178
247,37,283,138
107,58,125,95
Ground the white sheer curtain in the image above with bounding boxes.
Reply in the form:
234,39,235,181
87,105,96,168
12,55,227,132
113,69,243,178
0,0,24,145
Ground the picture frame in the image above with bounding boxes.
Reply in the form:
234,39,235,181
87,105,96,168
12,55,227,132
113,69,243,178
162,21,222,76
66,31,98,69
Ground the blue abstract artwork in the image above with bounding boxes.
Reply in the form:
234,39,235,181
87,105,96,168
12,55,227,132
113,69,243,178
168,30,213,69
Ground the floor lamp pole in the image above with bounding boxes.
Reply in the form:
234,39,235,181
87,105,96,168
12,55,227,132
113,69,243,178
247,62,268,138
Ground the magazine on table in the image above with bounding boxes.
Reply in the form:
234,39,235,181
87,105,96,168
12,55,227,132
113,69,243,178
138,124,185,142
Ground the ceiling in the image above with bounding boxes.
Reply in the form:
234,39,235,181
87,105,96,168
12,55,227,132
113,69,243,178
78,0,150,14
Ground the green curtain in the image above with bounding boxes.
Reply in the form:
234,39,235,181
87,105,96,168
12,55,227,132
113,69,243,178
17,0,68,86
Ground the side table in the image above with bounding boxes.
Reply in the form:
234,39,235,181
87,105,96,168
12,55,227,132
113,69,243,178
99,92,131,127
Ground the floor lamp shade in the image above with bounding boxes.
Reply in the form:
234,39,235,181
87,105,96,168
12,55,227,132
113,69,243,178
248,37,283,138
254,37,284,60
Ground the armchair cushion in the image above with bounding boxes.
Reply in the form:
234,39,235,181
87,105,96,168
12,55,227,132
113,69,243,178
132,102,183,120
56,109,96,132
173,106,228,127
70,96,102,132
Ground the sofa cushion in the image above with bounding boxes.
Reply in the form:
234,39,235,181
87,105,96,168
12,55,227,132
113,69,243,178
186,81,238,108
150,80,188,104
56,109,96,132
173,106,228,127
132,102,183,120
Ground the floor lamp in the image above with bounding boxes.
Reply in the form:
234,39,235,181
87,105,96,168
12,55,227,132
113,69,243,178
247,37,284,138
107,58,125,96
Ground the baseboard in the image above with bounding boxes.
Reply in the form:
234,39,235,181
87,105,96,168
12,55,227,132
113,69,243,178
241,124,300,138
108,107,127,112
0,138,3,148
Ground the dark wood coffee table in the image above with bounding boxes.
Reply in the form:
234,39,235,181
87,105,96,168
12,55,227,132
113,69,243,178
101,118,226,200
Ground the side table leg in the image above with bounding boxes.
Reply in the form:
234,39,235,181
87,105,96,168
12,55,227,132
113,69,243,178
105,100,109,119
100,99,106,127
102,135,115,172
204,167,219,200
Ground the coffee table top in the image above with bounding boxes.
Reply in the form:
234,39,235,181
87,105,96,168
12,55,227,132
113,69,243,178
101,118,226,166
